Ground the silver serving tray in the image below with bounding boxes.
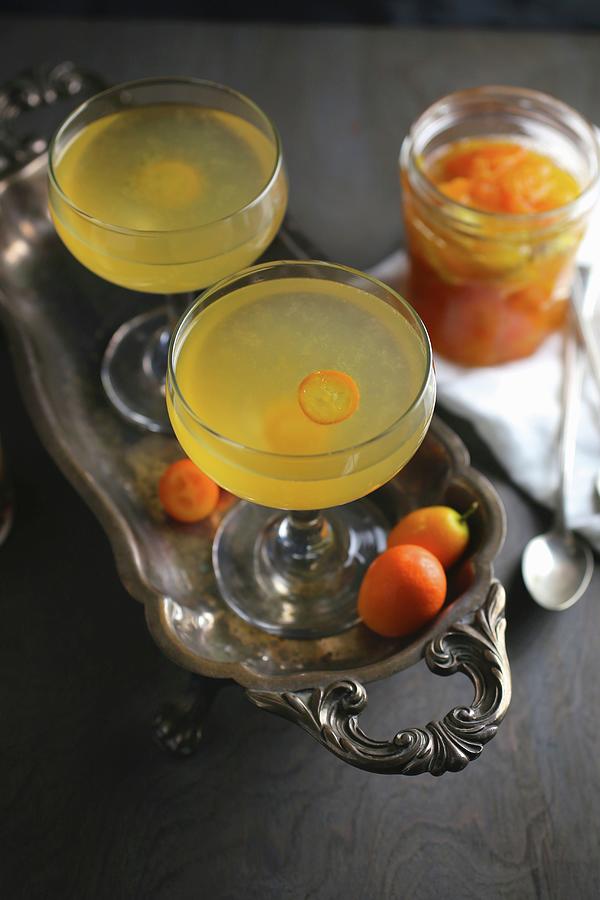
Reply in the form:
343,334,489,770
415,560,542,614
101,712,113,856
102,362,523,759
0,67,511,775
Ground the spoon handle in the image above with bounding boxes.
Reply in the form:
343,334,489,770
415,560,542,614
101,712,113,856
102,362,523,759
556,306,585,535
570,264,600,400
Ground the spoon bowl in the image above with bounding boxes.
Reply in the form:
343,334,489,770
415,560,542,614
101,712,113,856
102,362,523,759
522,529,594,611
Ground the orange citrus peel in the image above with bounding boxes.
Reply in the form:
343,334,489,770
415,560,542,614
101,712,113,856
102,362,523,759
298,369,360,425
431,139,580,215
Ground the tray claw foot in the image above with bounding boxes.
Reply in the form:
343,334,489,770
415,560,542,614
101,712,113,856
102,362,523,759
153,675,229,757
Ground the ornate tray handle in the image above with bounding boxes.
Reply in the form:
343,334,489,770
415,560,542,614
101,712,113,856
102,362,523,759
248,582,510,776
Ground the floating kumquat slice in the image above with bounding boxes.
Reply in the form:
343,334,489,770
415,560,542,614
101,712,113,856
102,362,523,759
298,369,360,425
263,397,328,453
136,159,203,209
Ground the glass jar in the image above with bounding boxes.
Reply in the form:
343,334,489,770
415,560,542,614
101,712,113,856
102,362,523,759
400,86,600,366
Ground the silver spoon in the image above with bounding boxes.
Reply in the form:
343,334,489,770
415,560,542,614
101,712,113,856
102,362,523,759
568,265,600,501
521,308,594,610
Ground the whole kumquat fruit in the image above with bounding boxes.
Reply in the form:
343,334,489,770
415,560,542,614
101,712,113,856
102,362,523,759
159,459,220,523
357,544,446,638
386,502,477,570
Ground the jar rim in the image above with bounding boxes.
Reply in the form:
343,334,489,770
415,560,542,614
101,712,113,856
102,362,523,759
399,85,600,233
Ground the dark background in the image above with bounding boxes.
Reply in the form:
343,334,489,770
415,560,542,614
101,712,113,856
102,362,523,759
2,10,600,900
1,0,600,27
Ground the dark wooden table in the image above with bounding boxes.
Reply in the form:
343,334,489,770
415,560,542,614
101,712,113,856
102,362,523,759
1,17,599,899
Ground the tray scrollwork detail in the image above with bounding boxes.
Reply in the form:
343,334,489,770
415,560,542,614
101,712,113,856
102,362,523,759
0,62,106,176
248,582,510,776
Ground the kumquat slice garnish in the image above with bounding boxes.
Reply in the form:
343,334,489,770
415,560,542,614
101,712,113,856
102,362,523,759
297,369,360,425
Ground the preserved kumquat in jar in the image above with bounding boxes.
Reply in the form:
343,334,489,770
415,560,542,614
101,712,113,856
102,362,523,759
400,87,600,366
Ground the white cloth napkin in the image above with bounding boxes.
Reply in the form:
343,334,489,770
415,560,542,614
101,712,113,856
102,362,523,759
371,204,600,552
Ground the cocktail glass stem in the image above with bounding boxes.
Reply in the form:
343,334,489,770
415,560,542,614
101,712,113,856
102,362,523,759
101,292,194,434
212,500,388,638
260,510,341,581
141,294,192,390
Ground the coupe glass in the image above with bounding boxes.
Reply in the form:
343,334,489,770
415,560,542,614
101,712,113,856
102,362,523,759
48,77,287,433
167,260,436,638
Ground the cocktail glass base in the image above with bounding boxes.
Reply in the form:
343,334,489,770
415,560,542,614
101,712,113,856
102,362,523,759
212,499,388,639
101,307,172,434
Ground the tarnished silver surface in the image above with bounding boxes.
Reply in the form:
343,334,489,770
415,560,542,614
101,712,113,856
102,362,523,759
0,62,105,178
249,582,510,775
0,148,507,688
0,70,510,771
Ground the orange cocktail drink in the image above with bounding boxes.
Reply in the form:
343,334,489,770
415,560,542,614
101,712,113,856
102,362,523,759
168,270,432,510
